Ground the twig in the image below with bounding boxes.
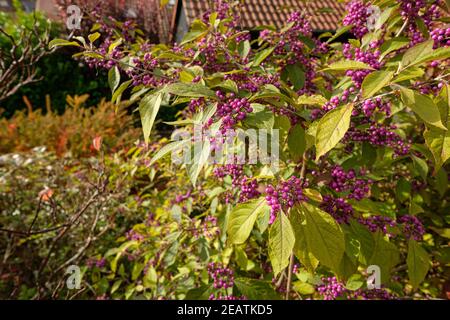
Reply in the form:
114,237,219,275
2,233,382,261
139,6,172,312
285,152,307,300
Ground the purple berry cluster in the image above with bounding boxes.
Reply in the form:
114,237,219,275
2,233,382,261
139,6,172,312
358,215,396,235
239,177,261,203
317,276,394,300
125,229,145,241
349,287,394,300
343,44,382,88
86,257,106,269
261,12,319,94
215,91,253,131
430,27,450,48
317,276,347,300
398,215,425,240
265,176,308,224
202,0,237,27
343,0,370,39
328,165,372,201
224,73,280,93
398,0,426,20
346,122,411,157
209,293,246,300
126,52,169,87
320,195,354,224
213,163,244,186
208,262,235,289
360,98,392,117
397,0,444,46
187,97,206,114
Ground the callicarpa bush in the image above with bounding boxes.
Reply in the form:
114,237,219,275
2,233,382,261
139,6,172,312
51,0,450,300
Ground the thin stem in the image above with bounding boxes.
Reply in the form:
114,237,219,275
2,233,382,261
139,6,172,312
285,254,295,300
285,152,307,300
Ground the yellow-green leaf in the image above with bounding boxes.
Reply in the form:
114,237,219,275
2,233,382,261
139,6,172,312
400,87,447,130
315,104,353,160
424,85,450,173
139,92,163,143
269,212,295,276
321,61,374,72
227,198,270,245
407,239,430,288
361,71,394,99
300,202,345,272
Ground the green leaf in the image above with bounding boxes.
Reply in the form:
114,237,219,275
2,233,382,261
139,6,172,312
164,83,216,98
48,38,82,49
321,61,374,72
234,278,281,300
185,284,214,300
212,79,238,93
110,241,139,273
238,40,251,59
412,155,428,181
227,198,270,245
285,63,305,91
111,80,132,104
244,106,275,130
409,46,450,67
150,139,190,165
424,85,450,173
108,39,122,54
290,207,319,272
368,232,400,283
361,71,394,99
163,241,179,267
345,274,364,291
253,47,275,66
88,32,101,43
269,212,295,276
180,20,208,45
288,125,306,160
186,138,211,186
139,92,163,144
336,254,358,280
396,178,411,202
131,263,144,281
315,104,354,160
380,38,409,60
297,95,328,106
434,167,448,197
392,67,425,83
293,282,315,295
407,239,430,289
108,66,120,94
157,52,190,61
399,87,447,130
349,219,375,265
300,202,345,272
401,39,433,69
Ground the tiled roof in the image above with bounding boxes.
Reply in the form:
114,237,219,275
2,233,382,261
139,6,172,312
182,0,347,31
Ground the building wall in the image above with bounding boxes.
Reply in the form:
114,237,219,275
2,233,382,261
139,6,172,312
36,0,58,19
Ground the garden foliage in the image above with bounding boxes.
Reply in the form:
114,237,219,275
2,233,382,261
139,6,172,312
16,0,450,299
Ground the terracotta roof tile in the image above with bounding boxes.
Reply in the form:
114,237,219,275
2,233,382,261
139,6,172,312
183,0,346,31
